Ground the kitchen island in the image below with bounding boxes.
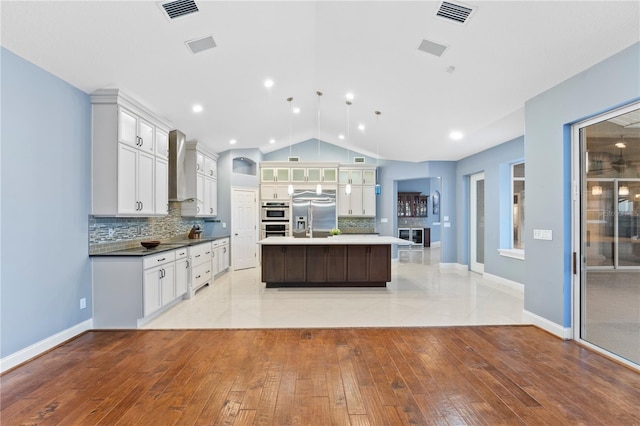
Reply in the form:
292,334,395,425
258,235,408,288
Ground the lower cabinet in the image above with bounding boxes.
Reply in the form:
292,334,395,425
93,248,186,328
261,244,390,287
346,245,390,283
217,238,230,273
306,246,347,282
262,245,306,283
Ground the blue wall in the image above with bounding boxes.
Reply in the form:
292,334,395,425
456,137,525,283
1,48,92,358
524,42,640,327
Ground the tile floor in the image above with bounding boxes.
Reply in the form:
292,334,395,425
143,247,525,329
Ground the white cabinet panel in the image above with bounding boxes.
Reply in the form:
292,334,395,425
137,151,154,215
117,144,138,215
155,157,169,215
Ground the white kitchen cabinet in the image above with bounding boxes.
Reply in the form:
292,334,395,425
337,165,377,217
117,143,155,215
189,242,214,296
261,167,290,183
118,107,154,155
261,183,291,200
93,247,193,328
91,89,172,216
155,128,169,160
290,167,337,183
217,238,230,273
154,157,169,215
182,141,218,217
175,249,190,298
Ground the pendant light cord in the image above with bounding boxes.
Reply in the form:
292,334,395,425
287,97,293,158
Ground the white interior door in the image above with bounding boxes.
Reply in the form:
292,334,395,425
232,188,258,270
470,172,485,274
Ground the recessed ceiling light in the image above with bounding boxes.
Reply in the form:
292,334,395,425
264,79,274,88
269,138,275,144
338,134,345,140
449,131,464,140
345,93,354,100
229,139,237,145
192,104,203,113
293,107,300,114
615,142,626,148
358,124,365,131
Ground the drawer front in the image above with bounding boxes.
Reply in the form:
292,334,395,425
192,262,212,288
174,247,188,260
143,251,176,269
219,238,229,246
190,243,212,266
212,240,220,249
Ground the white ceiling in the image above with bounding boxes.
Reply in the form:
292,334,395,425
2,1,638,162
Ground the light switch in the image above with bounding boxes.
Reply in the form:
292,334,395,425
444,222,451,228
444,216,449,221
380,218,388,223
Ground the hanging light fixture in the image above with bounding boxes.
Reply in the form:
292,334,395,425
316,91,323,195
619,185,629,196
345,99,352,195
287,97,294,196
374,110,382,196
592,185,603,196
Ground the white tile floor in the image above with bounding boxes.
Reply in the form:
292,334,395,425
143,247,525,329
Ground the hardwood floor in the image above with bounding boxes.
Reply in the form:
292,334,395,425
1,326,639,425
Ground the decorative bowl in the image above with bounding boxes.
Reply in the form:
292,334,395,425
141,240,161,249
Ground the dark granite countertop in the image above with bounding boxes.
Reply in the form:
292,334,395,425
90,236,230,257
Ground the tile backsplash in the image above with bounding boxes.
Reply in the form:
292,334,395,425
89,202,204,254
337,217,376,234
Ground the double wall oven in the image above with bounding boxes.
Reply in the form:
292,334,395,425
261,201,290,238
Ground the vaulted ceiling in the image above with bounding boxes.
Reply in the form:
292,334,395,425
2,1,639,162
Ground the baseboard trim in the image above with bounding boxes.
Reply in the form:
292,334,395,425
439,262,467,272
523,310,572,339
430,241,441,247
1,318,93,374
483,273,524,295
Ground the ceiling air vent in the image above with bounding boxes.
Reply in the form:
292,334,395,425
418,39,448,57
160,0,199,20
288,156,300,162
435,1,475,24
353,157,366,164
185,35,216,54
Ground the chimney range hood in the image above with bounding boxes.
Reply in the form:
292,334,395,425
168,129,187,201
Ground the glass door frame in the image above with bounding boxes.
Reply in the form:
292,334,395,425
470,172,485,274
571,101,640,370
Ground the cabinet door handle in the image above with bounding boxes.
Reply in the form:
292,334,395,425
158,257,166,262
139,137,143,147
196,275,201,279
206,270,211,274
205,251,211,255
209,170,213,176
186,261,189,268
223,247,227,253
196,164,200,171
195,254,201,258
140,201,143,210
196,206,200,213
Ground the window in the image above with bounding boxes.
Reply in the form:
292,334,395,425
512,162,525,250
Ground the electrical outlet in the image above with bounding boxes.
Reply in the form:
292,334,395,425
80,298,87,309
108,228,114,238
222,222,227,228
380,218,388,223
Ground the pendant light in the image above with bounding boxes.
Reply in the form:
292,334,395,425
592,185,603,196
619,185,629,196
345,99,352,195
374,110,382,196
287,97,294,196
316,91,323,195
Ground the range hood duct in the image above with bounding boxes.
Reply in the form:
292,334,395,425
169,129,187,201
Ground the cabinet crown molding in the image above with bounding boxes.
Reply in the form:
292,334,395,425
91,88,173,130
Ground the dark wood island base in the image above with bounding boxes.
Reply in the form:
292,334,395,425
261,244,391,288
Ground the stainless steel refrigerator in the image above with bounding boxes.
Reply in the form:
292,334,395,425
292,189,336,238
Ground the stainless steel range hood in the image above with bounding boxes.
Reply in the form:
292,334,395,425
168,129,187,201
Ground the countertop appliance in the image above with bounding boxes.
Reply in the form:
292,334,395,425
292,189,336,238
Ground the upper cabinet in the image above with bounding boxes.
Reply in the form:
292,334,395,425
291,166,338,183
181,141,218,217
338,165,377,217
91,89,173,217
397,192,429,217
261,167,290,183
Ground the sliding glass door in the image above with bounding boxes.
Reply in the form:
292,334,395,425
576,104,640,367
